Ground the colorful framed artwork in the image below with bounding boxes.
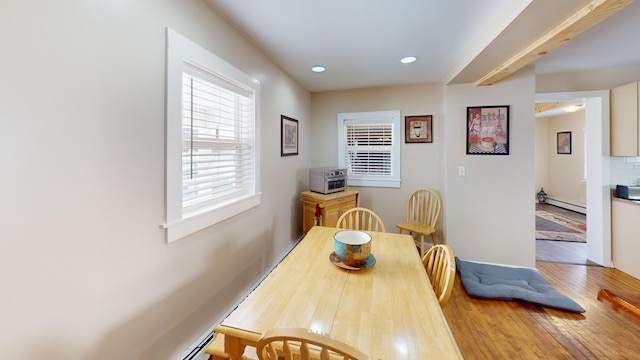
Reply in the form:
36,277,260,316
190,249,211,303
405,115,432,143
466,105,509,155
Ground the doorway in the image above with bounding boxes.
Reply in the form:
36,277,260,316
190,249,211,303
535,91,611,267
534,100,588,264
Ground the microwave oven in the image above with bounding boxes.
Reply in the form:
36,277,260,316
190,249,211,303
309,167,347,194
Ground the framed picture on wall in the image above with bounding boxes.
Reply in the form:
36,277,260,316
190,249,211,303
281,115,299,156
405,115,433,143
466,105,509,155
557,131,572,154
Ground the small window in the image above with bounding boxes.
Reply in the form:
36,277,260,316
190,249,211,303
337,111,401,188
164,28,260,243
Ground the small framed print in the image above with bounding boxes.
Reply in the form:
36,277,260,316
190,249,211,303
405,115,432,143
281,115,298,156
557,131,571,154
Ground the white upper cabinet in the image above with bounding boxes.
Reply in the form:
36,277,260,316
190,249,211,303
611,82,640,156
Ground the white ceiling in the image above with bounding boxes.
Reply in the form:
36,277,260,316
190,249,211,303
205,0,640,93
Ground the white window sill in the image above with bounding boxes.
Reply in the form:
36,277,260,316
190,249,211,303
348,178,401,188
162,193,261,243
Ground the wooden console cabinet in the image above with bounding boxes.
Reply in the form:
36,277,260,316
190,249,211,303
300,189,359,235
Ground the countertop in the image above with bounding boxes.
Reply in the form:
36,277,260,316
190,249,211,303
611,188,640,207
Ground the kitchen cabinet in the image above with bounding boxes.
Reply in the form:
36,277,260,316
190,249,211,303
300,189,359,235
610,82,640,156
611,196,640,280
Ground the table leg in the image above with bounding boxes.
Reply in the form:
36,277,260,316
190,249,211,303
224,334,247,360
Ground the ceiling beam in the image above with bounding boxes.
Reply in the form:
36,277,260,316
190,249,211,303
476,0,634,86
535,102,566,114
535,101,582,114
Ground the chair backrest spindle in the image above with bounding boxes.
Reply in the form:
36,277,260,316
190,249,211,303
422,244,456,308
257,327,372,360
406,189,440,226
337,207,386,232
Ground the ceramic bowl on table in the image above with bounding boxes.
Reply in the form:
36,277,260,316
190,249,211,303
333,230,372,266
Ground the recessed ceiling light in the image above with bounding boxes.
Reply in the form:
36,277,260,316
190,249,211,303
564,104,583,113
401,56,417,64
311,65,326,73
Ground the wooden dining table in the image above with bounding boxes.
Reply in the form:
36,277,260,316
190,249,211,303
210,226,462,359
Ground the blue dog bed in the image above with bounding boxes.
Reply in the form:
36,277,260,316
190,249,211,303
456,257,585,313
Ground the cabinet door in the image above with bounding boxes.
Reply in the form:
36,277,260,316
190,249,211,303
612,200,640,279
611,82,639,156
339,199,357,214
323,203,342,228
324,195,357,227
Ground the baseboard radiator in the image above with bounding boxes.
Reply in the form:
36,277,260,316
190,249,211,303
180,234,305,360
545,198,587,215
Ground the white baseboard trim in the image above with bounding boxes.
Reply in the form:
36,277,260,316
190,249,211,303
545,198,586,214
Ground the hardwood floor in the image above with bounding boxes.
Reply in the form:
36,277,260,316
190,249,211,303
287,205,621,358
444,261,640,359
536,203,590,265
536,240,594,265
445,205,640,358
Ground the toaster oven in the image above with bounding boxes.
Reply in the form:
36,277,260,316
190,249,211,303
615,185,640,200
309,167,347,194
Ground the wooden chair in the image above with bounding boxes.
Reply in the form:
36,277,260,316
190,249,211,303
336,207,386,232
256,327,372,360
396,188,441,257
422,244,456,308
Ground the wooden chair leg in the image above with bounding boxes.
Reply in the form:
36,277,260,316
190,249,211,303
431,232,437,246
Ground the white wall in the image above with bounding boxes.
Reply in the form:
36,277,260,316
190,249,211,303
444,67,537,267
310,84,444,238
0,1,310,359
536,65,640,93
535,117,549,194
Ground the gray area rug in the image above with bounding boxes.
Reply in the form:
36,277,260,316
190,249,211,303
535,210,586,242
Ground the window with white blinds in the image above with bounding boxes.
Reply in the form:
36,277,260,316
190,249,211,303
337,111,401,188
182,64,254,213
164,28,260,243
345,123,392,176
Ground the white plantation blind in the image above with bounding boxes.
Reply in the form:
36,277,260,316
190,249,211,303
164,28,260,243
337,111,401,188
182,63,255,213
345,123,393,176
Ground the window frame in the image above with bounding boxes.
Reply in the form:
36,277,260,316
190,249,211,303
163,28,261,243
337,110,401,188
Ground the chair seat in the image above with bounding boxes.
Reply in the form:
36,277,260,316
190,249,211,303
396,222,435,235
